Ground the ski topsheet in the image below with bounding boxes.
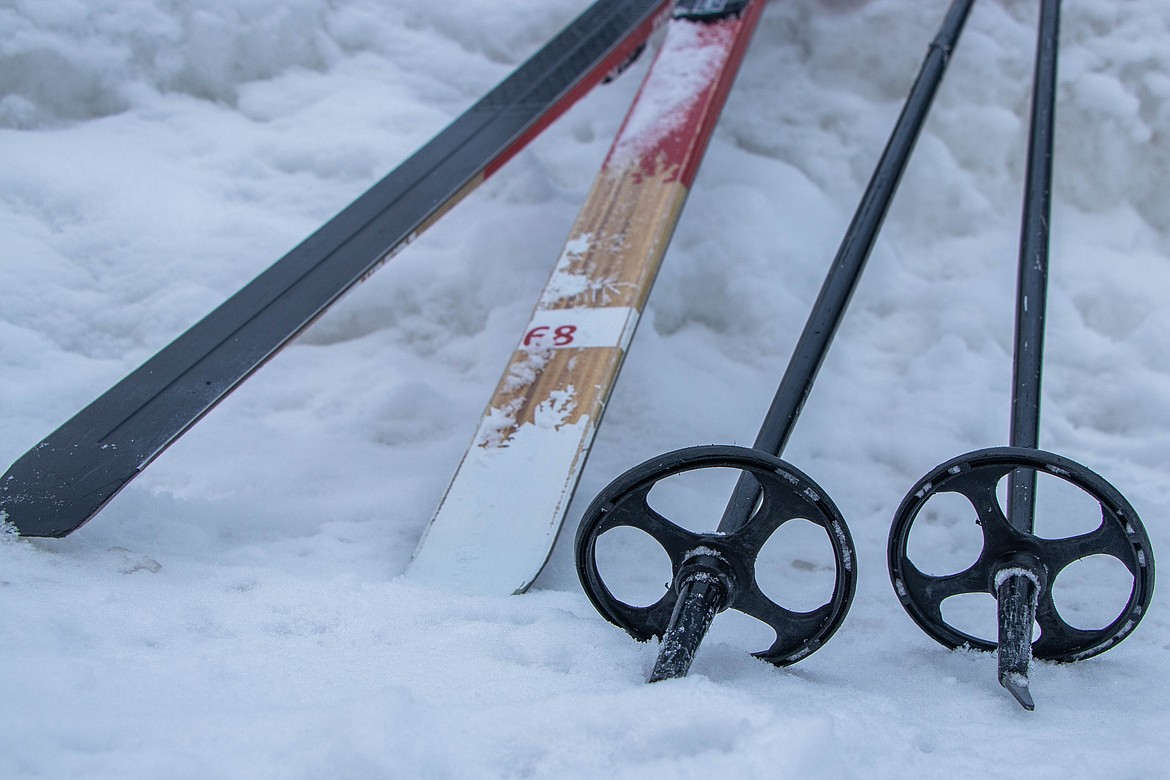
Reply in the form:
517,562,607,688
407,0,765,594
0,0,672,538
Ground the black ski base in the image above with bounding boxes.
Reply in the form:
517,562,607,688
0,0,670,538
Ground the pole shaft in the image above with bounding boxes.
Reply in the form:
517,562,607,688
1008,0,1061,533
718,0,976,533
996,0,1062,713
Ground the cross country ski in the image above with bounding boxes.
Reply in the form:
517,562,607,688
0,0,671,538
408,0,766,594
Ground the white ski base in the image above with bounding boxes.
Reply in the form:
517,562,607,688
406,412,596,595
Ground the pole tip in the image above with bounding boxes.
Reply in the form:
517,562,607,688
1001,673,1036,711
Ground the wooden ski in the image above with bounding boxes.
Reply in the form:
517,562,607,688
407,0,765,594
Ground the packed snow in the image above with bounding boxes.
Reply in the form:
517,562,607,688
3,0,1169,776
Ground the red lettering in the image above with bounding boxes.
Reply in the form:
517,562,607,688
554,325,577,346
523,323,578,348
523,325,550,346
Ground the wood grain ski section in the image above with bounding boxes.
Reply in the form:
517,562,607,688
490,170,688,436
409,3,764,594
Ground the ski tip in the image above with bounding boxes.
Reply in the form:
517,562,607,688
1001,674,1036,712
0,444,130,538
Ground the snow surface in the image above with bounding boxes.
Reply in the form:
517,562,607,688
606,11,730,169
3,0,1170,776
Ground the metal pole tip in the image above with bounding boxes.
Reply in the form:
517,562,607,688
1001,674,1036,711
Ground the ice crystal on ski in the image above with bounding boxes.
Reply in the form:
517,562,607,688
541,231,633,307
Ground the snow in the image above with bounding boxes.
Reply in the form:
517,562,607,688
2,0,1169,776
540,234,600,305
994,566,1042,592
606,13,730,170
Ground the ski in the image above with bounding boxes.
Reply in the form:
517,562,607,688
0,0,672,538
407,0,765,594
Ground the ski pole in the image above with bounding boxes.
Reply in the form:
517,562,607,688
577,0,976,679
886,0,1154,711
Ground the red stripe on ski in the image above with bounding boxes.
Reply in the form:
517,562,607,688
603,1,763,188
484,2,673,179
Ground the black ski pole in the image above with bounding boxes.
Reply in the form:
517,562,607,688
576,0,976,680
886,0,1154,711
1001,0,1062,711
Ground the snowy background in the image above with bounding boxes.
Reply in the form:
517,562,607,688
2,0,1169,776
